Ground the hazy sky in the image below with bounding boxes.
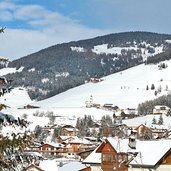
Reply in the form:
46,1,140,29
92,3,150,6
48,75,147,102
0,0,171,60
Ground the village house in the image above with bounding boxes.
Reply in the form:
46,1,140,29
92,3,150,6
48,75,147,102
114,108,138,120
133,124,153,140
103,104,114,110
89,78,103,83
57,135,77,144
81,137,171,171
127,124,168,140
61,127,79,136
39,142,63,157
54,135,97,159
0,76,7,85
153,105,170,115
62,137,94,159
60,125,79,136
100,124,129,138
24,104,40,109
150,124,168,139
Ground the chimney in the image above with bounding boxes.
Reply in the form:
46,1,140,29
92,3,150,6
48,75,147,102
128,136,136,149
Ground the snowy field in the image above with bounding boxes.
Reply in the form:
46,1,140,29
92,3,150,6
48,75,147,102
33,59,171,109
1,59,171,129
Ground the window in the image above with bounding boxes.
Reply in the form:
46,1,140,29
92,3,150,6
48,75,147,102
113,155,116,162
118,154,122,162
122,154,127,161
102,154,106,161
108,154,112,162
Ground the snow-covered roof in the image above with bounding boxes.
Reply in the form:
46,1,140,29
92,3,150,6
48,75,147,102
39,159,58,171
63,128,79,132
66,137,93,145
58,161,86,171
150,124,167,130
130,139,171,166
107,137,129,153
83,138,171,166
108,138,171,166
83,146,101,164
154,105,170,110
40,142,63,148
59,135,77,140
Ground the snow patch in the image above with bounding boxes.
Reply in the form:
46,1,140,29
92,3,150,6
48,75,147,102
70,46,86,52
165,40,171,44
28,68,35,72
41,78,49,83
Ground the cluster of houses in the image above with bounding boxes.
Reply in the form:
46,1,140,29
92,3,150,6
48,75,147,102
25,127,171,171
24,103,171,171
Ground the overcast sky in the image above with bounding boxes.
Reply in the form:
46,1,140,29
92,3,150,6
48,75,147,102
0,0,171,60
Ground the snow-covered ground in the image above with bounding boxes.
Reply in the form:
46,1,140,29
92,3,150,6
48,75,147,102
71,42,164,62
39,159,86,171
1,60,171,129
33,60,171,109
123,114,171,130
1,60,171,110
0,87,32,107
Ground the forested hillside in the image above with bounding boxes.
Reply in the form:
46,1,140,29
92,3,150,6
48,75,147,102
4,31,171,100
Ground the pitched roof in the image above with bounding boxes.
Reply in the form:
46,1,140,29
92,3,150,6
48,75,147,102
108,138,171,166
130,139,171,166
83,137,171,167
39,142,63,148
83,146,101,164
26,164,42,171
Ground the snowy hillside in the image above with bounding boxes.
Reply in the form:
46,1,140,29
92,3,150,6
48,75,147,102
72,42,164,62
1,59,171,130
7,32,171,101
0,60,171,108
0,87,32,107
33,60,171,109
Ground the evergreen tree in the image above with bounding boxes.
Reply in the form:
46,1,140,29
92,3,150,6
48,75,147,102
0,29,33,170
167,109,171,116
146,85,149,90
76,115,94,137
151,84,155,90
158,115,164,125
154,90,158,96
152,117,157,124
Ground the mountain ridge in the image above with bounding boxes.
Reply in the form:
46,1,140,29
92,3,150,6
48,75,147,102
3,31,171,100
